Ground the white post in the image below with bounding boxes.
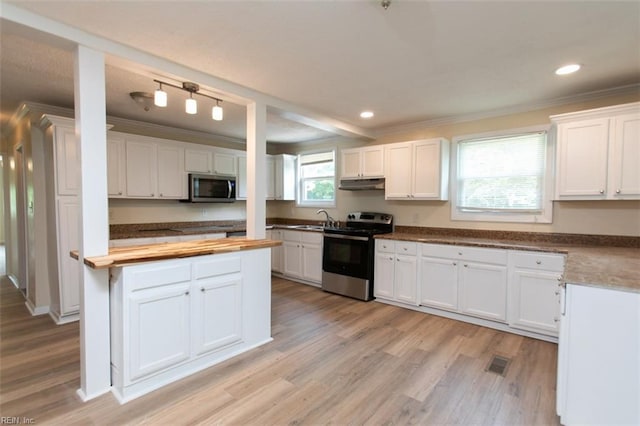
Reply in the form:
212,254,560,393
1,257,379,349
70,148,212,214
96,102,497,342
74,45,111,401
246,102,267,239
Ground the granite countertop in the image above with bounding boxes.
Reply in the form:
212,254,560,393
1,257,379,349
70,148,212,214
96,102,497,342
378,229,639,294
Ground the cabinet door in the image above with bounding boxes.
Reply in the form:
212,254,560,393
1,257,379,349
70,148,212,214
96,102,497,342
611,112,640,198
509,269,561,335
107,135,126,197
394,255,417,304
385,142,413,199
212,152,236,175
283,241,302,278
374,252,395,299
270,230,283,273
557,118,609,198
128,283,191,382
54,125,80,195
459,262,508,322
266,156,276,200
413,139,443,199
419,256,458,311
278,154,296,201
157,145,185,199
126,140,157,197
185,149,211,173
192,277,242,356
341,149,362,179
361,146,384,178
57,197,80,315
302,243,323,283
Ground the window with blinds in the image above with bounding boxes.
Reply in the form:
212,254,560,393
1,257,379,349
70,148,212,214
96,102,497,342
297,150,336,207
452,127,553,223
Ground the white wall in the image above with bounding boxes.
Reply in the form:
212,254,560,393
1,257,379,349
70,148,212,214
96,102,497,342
268,93,640,237
109,198,247,224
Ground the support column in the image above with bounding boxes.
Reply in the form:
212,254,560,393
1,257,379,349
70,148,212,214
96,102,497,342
246,102,267,239
74,45,111,401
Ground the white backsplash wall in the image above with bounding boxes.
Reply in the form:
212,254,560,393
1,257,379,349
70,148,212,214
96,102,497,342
109,198,247,224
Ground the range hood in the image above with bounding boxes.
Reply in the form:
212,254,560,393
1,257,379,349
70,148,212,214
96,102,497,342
338,177,385,191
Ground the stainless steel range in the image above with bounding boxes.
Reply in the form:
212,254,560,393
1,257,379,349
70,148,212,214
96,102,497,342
321,212,393,301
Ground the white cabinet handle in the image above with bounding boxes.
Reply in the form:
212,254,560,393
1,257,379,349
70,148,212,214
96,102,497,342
389,257,393,260
403,247,407,251
536,260,542,265
599,190,605,194
616,189,621,194
201,288,205,292
463,264,468,267
453,262,457,266
185,291,190,296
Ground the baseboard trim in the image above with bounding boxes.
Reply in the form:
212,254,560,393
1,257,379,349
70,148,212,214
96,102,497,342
25,299,49,316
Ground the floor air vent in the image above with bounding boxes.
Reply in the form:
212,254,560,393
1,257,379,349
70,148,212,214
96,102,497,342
486,355,510,376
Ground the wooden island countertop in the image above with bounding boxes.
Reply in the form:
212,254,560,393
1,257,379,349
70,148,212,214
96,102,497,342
72,237,281,269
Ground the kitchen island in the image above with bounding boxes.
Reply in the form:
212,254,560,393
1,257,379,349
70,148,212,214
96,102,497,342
76,237,281,403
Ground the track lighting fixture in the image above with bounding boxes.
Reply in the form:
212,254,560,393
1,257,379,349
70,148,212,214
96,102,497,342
151,79,224,121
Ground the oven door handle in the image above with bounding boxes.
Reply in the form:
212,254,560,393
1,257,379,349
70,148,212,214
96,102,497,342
323,233,369,242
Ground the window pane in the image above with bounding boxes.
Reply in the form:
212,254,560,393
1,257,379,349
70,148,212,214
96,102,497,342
458,132,546,211
302,178,334,201
300,161,334,178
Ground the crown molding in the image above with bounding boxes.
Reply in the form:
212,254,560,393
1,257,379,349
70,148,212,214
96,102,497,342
373,84,640,138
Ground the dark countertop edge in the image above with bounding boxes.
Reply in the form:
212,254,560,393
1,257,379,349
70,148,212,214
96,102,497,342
110,219,324,240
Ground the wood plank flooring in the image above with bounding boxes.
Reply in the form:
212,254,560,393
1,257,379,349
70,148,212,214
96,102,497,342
1,276,560,425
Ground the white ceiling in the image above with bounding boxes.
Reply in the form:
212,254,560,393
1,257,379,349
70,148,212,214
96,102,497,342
1,1,639,144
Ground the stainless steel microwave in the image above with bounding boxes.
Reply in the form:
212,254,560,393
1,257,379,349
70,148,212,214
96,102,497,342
185,173,236,203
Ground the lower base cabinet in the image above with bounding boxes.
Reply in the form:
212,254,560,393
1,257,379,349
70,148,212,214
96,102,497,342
280,230,323,284
375,239,566,341
110,249,272,403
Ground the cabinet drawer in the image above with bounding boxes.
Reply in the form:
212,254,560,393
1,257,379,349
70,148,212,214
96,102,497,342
128,263,192,291
194,256,241,279
511,251,565,272
421,244,507,264
376,239,395,253
395,241,417,255
301,231,323,245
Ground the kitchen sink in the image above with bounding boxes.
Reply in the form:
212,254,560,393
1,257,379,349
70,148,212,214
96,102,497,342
289,224,324,230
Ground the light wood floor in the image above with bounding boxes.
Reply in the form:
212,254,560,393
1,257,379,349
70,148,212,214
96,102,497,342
1,276,560,425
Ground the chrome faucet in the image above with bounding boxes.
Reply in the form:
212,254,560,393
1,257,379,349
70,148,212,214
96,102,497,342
316,209,335,228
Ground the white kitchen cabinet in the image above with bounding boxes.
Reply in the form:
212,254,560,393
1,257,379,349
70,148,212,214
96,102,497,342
157,145,186,199
282,230,323,284
340,146,384,179
552,102,640,200
273,154,296,200
192,257,243,356
237,154,296,201
419,255,458,311
508,251,565,336
374,239,418,305
185,148,211,173
212,151,237,175
184,148,236,176
53,124,80,195
419,244,508,322
557,284,640,425
384,138,449,200
107,132,126,197
128,280,191,382
269,229,284,273
126,139,157,198
125,136,186,199
56,197,80,316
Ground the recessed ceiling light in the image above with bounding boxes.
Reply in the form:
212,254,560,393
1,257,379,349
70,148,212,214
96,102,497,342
360,111,374,119
555,64,581,75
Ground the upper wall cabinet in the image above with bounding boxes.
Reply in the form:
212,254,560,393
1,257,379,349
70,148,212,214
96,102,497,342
237,154,296,201
340,146,384,179
552,102,640,200
107,132,126,198
185,149,237,176
384,138,450,200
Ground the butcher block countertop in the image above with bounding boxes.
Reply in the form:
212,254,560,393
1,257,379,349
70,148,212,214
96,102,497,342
379,228,639,294
73,237,281,269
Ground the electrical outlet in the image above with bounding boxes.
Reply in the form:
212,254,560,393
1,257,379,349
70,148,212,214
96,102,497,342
412,212,419,224
109,209,113,220
202,208,207,217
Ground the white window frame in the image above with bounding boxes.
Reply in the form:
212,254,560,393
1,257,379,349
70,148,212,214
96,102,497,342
296,148,336,208
451,125,554,224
